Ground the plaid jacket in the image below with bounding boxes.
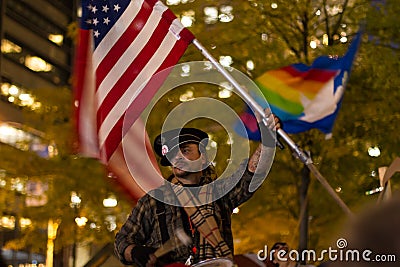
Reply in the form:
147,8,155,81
114,161,266,265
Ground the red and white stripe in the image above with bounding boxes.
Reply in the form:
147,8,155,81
94,0,194,162
74,0,194,200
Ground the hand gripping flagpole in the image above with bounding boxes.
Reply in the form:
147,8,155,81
192,39,354,218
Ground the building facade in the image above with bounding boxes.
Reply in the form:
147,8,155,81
0,0,78,266
1,0,76,91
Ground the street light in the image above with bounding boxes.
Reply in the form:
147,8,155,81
103,195,118,232
368,146,381,157
70,192,81,267
75,217,88,227
102,195,117,208
70,192,81,208
46,219,60,267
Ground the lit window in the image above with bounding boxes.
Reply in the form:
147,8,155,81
0,124,29,145
1,39,22,53
19,93,35,106
8,85,19,96
1,83,42,110
0,83,9,95
0,122,57,158
77,6,82,17
25,56,53,72
0,216,16,229
20,218,32,229
48,34,64,46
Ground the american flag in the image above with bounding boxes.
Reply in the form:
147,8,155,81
74,0,194,199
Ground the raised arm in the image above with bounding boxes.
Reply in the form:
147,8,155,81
248,110,281,174
217,111,281,208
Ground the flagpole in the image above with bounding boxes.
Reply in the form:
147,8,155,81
192,39,354,218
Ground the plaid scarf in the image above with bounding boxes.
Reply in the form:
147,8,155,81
170,176,233,259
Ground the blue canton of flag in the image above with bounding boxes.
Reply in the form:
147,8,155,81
81,0,130,47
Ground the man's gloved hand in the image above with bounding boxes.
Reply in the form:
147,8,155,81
258,112,282,148
131,246,156,267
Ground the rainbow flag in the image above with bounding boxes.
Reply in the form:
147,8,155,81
236,32,362,139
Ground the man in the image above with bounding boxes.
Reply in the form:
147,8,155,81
114,111,281,266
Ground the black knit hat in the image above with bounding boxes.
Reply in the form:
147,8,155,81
153,128,209,166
